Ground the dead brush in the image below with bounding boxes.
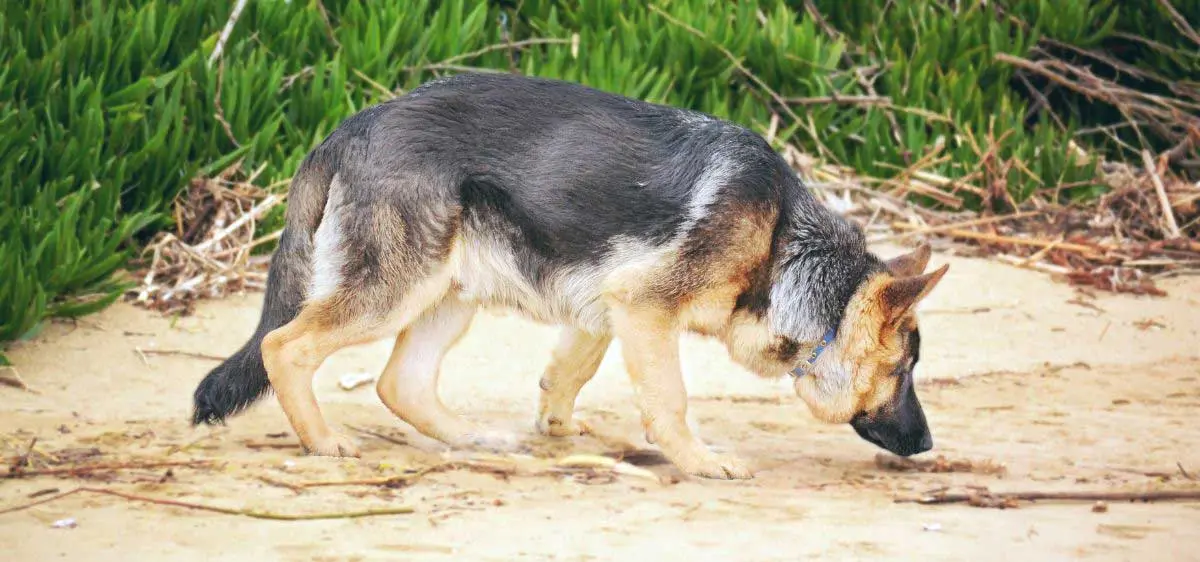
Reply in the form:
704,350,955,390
126,163,285,316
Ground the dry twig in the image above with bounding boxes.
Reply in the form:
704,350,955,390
4,460,213,479
127,163,285,315
1143,150,1182,238
138,348,227,362
1155,0,1200,47
207,0,248,68
0,366,36,394
0,487,414,520
900,488,1200,508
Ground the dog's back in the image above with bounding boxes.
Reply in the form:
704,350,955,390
322,72,830,330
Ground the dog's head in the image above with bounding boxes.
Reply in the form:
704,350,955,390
796,244,945,456
725,243,946,457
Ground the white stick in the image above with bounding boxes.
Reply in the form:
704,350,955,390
1142,150,1181,238
193,194,281,253
208,0,249,69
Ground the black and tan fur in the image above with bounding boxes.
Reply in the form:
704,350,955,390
192,73,949,480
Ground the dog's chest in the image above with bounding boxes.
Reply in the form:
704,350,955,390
449,234,611,333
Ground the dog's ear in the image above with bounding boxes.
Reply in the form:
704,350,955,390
884,243,932,277
880,263,949,322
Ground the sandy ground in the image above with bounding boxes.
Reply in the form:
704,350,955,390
3,243,1200,561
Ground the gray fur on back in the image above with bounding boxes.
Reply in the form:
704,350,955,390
305,72,881,340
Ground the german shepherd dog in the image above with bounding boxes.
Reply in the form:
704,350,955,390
192,73,948,479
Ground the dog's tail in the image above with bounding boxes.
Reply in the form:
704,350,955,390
191,149,338,426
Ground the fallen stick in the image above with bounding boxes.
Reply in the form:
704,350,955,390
4,460,212,479
892,224,1108,255
345,424,408,446
994,254,1073,274
193,194,282,253
166,432,224,456
256,476,306,495
243,441,302,450
899,489,1200,506
300,475,423,489
880,209,1049,240
0,366,38,394
297,463,453,490
140,349,227,362
0,487,414,520
1142,150,1183,238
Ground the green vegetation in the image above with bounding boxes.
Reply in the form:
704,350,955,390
2,0,1196,357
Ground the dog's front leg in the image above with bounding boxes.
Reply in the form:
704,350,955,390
608,302,754,480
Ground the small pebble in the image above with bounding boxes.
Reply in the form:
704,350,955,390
922,523,942,532
1092,501,1108,513
52,518,77,529
338,371,377,391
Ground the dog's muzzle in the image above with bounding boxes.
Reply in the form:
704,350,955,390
848,375,933,457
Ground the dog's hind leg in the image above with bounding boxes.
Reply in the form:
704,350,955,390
262,265,458,457
535,328,612,437
261,304,386,457
375,293,519,452
261,170,463,457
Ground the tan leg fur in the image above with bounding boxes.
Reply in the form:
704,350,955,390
260,307,378,457
536,328,612,437
374,294,517,450
607,300,754,479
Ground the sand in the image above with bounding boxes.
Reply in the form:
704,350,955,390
3,243,1199,561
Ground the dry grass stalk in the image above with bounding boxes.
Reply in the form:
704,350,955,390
1142,149,1183,238
126,163,284,316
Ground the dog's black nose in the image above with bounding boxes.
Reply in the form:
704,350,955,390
891,432,932,457
916,432,933,454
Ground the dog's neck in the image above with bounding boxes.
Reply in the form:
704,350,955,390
761,181,881,344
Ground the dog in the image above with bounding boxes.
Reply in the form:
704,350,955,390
191,72,948,480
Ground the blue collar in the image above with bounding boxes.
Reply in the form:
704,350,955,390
789,325,838,378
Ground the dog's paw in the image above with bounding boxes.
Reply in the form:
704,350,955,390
535,414,591,438
675,450,754,480
305,433,361,458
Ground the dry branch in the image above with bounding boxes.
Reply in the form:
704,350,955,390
0,366,36,393
1143,150,1183,237
996,51,1200,150
207,0,248,68
900,488,1200,508
127,163,285,316
138,348,227,362
891,224,1106,255
4,460,213,479
0,487,414,520
1155,0,1200,47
